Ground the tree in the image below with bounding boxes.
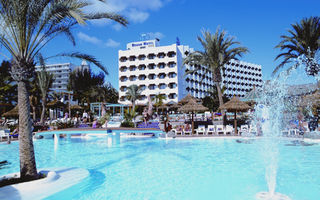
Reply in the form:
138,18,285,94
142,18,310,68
274,16,320,76
202,86,229,112
153,93,167,114
125,85,141,112
0,0,127,180
184,28,249,113
37,66,54,124
92,83,119,104
0,61,17,106
68,68,105,106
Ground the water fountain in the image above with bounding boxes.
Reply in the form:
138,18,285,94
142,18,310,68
252,54,319,200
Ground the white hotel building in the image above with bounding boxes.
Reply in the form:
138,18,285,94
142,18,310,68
35,60,89,93
35,63,76,92
118,39,263,105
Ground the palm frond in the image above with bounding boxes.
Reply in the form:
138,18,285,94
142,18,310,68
51,52,108,75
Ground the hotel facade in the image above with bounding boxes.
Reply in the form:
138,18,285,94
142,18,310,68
35,60,89,93
118,39,263,105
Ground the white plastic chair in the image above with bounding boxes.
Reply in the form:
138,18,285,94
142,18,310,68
207,125,215,135
224,125,234,135
216,125,225,135
0,129,10,142
248,125,257,135
240,125,249,134
288,129,298,136
174,127,183,136
196,125,206,135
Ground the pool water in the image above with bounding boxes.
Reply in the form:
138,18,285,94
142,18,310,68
1,137,320,200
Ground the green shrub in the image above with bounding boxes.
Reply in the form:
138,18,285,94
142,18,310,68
121,121,134,127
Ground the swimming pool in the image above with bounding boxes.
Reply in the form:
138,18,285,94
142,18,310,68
1,137,320,200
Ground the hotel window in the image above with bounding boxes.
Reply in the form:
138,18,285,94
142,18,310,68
148,74,156,80
168,72,177,78
139,75,146,80
158,52,165,58
139,85,146,90
129,56,136,61
158,73,166,79
167,51,176,58
148,64,156,70
158,63,165,69
120,57,127,62
138,65,146,70
129,65,137,71
120,87,127,92
148,53,156,59
139,95,147,100
120,96,126,101
169,83,177,89
120,76,128,82
168,93,177,99
129,75,137,81
168,62,176,68
148,84,156,90
120,66,127,72
159,83,166,89
138,55,146,60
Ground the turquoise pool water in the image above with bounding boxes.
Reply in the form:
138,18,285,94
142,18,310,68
1,137,320,200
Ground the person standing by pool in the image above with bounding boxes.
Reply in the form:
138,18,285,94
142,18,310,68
185,123,191,131
297,111,306,133
92,118,99,128
82,111,88,120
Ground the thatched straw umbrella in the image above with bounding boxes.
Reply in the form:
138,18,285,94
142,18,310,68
219,96,251,135
178,94,201,105
70,104,84,110
47,99,65,108
47,100,65,119
300,91,320,107
241,85,261,106
2,105,19,118
178,99,208,134
0,102,13,116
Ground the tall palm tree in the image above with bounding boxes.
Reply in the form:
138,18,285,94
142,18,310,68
37,65,54,124
184,28,249,111
0,0,127,180
126,85,141,112
153,93,167,114
274,16,320,76
29,95,38,122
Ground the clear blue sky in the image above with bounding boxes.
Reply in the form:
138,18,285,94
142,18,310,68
3,0,320,89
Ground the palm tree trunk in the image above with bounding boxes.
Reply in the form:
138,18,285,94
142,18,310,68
32,106,36,122
68,93,71,118
132,101,136,127
40,97,46,124
18,81,38,180
215,82,225,115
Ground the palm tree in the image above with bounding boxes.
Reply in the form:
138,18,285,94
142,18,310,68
274,16,320,76
29,95,38,122
0,0,127,180
126,85,141,112
184,28,249,112
37,66,54,124
153,93,167,114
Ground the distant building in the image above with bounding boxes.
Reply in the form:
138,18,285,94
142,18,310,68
35,63,76,92
35,60,89,93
